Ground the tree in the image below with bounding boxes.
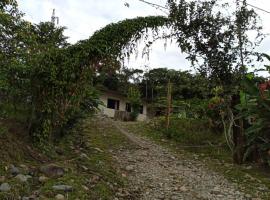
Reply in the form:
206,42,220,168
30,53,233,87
32,22,69,49
27,16,168,146
127,87,142,120
140,68,209,101
167,0,263,92
0,0,36,112
167,0,264,164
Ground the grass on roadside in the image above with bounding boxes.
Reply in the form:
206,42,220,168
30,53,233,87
0,116,130,199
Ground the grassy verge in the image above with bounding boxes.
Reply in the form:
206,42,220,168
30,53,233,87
0,116,130,199
122,119,270,200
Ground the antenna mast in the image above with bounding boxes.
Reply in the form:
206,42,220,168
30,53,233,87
51,9,59,25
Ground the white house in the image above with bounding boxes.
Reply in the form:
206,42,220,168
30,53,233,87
98,90,148,121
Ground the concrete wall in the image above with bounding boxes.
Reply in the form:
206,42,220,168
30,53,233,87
98,91,147,121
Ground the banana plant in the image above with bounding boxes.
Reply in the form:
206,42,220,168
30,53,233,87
236,69,270,164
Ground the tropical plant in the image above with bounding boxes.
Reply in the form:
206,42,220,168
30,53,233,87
127,87,142,120
236,66,270,165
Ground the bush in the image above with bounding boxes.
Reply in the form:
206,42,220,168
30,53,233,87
149,116,223,145
127,87,142,121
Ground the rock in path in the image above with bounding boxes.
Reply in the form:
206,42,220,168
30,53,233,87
38,176,48,183
52,185,73,192
55,194,65,200
10,165,20,175
0,183,11,192
125,165,134,172
15,174,31,183
40,164,64,178
0,176,5,183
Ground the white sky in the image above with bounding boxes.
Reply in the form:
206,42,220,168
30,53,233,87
18,0,270,73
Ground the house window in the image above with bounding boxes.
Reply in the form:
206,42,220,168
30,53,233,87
126,103,131,112
107,98,119,110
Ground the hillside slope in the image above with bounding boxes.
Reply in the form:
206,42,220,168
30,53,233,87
0,116,270,199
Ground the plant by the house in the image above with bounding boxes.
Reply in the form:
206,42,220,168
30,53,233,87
127,87,142,121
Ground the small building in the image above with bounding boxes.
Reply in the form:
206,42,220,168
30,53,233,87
98,89,148,121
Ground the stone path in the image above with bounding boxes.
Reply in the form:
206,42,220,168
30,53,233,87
112,120,252,200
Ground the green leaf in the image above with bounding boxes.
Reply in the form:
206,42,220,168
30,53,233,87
242,77,259,96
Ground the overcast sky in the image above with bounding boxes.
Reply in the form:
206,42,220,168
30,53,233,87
18,0,270,73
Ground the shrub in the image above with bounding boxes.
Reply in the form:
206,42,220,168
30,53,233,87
149,116,223,145
127,87,142,121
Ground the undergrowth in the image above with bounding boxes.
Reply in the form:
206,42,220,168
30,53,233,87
0,116,129,199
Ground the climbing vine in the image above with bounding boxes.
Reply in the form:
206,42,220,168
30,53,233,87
0,0,265,157
0,3,169,147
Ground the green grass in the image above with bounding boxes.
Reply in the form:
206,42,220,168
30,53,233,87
0,116,131,200
122,119,270,200
39,117,133,199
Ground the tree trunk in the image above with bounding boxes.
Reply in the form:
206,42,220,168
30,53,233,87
232,94,245,164
166,80,172,131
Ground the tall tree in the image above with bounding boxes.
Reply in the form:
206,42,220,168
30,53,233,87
167,0,263,92
0,0,34,109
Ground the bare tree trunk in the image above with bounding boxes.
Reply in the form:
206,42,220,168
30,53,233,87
232,94,245,164
232,0,246,164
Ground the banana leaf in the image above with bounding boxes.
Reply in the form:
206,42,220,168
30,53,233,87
242,77,259,96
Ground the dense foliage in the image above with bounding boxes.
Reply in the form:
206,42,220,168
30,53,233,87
1,0,270,167
167,0,263,90
235,56,270,165
127,87,142,120
0,1,168,148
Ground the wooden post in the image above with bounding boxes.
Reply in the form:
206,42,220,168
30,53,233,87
166,79,172,131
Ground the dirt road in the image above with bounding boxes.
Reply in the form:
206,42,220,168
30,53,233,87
112,120,251,200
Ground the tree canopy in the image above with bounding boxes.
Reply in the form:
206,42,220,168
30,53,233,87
0,0,267,163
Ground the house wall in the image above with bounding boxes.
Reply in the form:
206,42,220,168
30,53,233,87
98,92,147,121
